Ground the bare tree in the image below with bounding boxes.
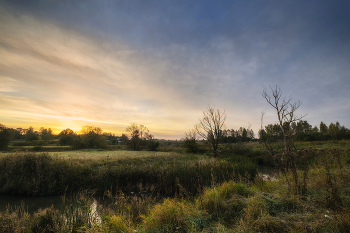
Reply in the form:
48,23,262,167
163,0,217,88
261,86,308,193
197,106,226,157
184,127,199,141
262,86,307,153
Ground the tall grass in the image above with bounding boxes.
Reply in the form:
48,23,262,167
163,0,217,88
0,152,257,196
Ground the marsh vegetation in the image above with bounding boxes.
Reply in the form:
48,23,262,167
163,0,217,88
0,140,349,232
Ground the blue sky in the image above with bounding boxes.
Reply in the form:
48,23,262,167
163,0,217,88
1,0,349,138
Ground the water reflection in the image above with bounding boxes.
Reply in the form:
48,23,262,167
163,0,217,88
88,199,101,225
257,165,276,181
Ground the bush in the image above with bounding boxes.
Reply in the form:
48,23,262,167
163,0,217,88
81,132,107,149
147,140,160,151
0,128,11,150
33,145,42,151
183,139,199,153
25,127,40,142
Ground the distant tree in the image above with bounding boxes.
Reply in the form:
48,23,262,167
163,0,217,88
40,127,55,141
103,132,115,140
295,120,312,141
319,121,328,134
296,120,312,134
125,123,157,151
25,126,40,141
242,128,248,142
246,126,255,141
147,140,160,151
126,123,142,151
102,132,118,144
260,123,283,142
146,134,160,151
72,136,83,149
339,125,348,139
11,128,22,139
59,128,76,135
121,133,129,145
183,127,199,153
196,106,226,157
2,127,16,142
0,124,12,150
328,122,338,140
59,128,76,146
80,126,107,149
16,128,27,135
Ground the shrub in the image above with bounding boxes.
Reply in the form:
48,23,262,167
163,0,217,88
183,139,199,153
147,140,160,151
141,199,194,233
0,128,12,150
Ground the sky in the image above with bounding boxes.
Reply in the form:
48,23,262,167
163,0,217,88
0,0,350,139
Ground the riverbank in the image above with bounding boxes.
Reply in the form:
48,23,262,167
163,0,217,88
1,160,349,232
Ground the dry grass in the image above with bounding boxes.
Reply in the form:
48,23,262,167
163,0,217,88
49,150,175,161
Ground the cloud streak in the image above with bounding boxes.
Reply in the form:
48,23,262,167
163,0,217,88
0,1,350,138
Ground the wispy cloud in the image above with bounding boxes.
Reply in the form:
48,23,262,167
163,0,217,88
0,1,349,138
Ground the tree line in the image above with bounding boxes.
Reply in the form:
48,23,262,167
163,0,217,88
182,103,349,157
259,120,350,142
0,123,159,151
1,104,349,152
182,107,255,156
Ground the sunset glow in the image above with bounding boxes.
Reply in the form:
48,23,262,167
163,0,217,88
1,1,350,138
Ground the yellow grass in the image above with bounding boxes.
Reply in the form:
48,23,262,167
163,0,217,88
48,150,176,161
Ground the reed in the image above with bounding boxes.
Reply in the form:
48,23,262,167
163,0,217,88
0,152,257,197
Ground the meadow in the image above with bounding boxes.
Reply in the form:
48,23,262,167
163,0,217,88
0,140,350,232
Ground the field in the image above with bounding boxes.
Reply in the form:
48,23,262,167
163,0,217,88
0,141,350,232
1,150,178,161
50,150,178,160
